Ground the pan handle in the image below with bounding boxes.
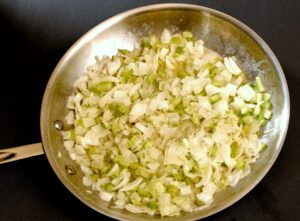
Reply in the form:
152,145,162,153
0,143,44,164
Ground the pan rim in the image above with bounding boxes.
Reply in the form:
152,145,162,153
40,3,290,220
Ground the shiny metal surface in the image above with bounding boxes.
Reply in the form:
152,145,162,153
0,143,44,164
40,3,290,220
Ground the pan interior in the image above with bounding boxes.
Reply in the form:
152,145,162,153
40,4,289,221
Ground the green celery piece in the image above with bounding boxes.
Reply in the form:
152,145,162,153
169,97,181,111
171,36,182,44
128,135,139,147
242,114,253,125
118,49,130,55
141,37,151,48
167,185,179,197
91,174,99,182
147,201,158,210
149,182,165,197
256,112,267,126
76,118,83,127
102,183,114,191
195,198,204,206
116,104,129,116
255,76,265,92
130,93,139,102
153,41,162,50
111,119,121,133
157,69,166,80
183,31,194,41
209,145,218,158
111,170,120,179
219,176,227,190
209,67,220,79
259,143,268,153
212,80,224,87
183,31,193,38
132,198,141,206
178,70,189,79
173,169,184,181
202,63,213,71
262,101,272,110
147,73,157,84
209,93,221,104
230,142,239,158
129,162,142,170
134,167,152,179
89,81,114,94
114,156,130,167
121,69,136,83
69,129,76,140
137,187,151,198
192,114,201,126
236,159,246,170
263,93,271,101
174,46,185,57
87,146,97,155
191,164,200,173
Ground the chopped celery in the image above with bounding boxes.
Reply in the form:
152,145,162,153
147,73,157,84
141,38,151,48
236,159,246,170
178,70,189,79
202,62,213,71
116,104,129,116
259,143,268,153
174,46,185,57
118,49,130,55
209,93,221,104
114,156,131,167
111,170,120,179
128,135,139,148
183,31,194,41
167,185,179,197
242,114,253,124
157,69,167,80
255,76,265,92
209,67,220,79
91,174,99,182
263,110,272,119
137,186,151,198
111,119,121,133
171,36,182,44
147,201,157,210
87,146,97,155
102,183,114,191
173,169,184,181
76,118,83,127
89,82,114,94
121,69,137,83
130,93,140,102
263,93,271,101
191,114,201,126
262,101,272,110
209,145,218,158
212,80,224,87
230,142,239,158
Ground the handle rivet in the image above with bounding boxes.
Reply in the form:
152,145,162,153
65,165,76,175
54,120,63,131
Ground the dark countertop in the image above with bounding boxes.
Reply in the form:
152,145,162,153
0,1,299,220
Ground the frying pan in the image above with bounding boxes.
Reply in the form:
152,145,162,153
0,3,290,221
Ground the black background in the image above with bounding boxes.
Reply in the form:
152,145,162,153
0,1,299,221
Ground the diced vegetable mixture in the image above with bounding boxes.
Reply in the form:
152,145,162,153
62,29,272,216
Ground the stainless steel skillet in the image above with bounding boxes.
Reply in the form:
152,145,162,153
0,3,290,221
